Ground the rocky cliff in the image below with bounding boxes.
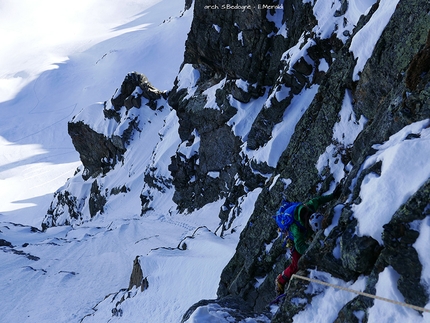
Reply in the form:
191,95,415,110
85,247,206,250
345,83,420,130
174,0,430,321
42,0,430,321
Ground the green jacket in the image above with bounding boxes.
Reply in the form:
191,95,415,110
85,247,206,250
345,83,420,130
289,194,335,255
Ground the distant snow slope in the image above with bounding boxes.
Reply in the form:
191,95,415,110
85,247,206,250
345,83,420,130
0,0,188,225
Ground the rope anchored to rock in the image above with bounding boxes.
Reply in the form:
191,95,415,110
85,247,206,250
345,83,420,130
288,274,430,314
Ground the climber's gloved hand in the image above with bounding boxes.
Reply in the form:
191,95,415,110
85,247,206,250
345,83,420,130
275,273,288,295
285,238,294,250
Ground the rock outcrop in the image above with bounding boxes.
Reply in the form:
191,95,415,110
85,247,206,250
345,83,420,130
42,72,167,228
68,120,126,180
178,0,430,321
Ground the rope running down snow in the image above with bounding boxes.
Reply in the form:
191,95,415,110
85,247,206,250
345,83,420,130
288,274,430,314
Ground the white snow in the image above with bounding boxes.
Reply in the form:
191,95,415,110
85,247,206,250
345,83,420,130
178,129,201,159
177,63,201,99
352,119,430,244
324,204,345,238
290,271,367,323
213,24,221,33
318,58,330,72
312,0,401,81
227,89,268,140
367,266,427,323
247,84,319,168
350,0,401,80
266,1,287,38
203,78,226,110
414,216,430,290
317,90,367,183
281,34,315,70
332,90,367,145
238,31,244,45
312,0,377,43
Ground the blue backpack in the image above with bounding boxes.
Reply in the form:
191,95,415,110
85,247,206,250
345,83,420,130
274,201,305,240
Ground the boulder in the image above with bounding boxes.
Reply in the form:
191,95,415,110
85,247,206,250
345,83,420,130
340,220,382,274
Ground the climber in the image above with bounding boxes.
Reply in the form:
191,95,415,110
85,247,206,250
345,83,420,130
274,185,341,295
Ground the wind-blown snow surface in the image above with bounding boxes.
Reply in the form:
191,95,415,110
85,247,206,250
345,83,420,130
0,0,188,224
1,1,430,323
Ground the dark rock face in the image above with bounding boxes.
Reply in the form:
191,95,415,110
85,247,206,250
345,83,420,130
43,179,108,229
377,179,430,309
43,190,84,230
0,239,13,247
185,2,273,85
167,0,316,225
340,219,382,274
128,256,148,292
68,121,126,180
405,31,430,91
89,180,106,218
168,74,267,220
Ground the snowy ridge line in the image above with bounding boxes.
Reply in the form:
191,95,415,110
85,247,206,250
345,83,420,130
288,274,430,314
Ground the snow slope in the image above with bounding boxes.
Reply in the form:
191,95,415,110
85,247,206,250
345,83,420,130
1,0,429,322
0,0,188,225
